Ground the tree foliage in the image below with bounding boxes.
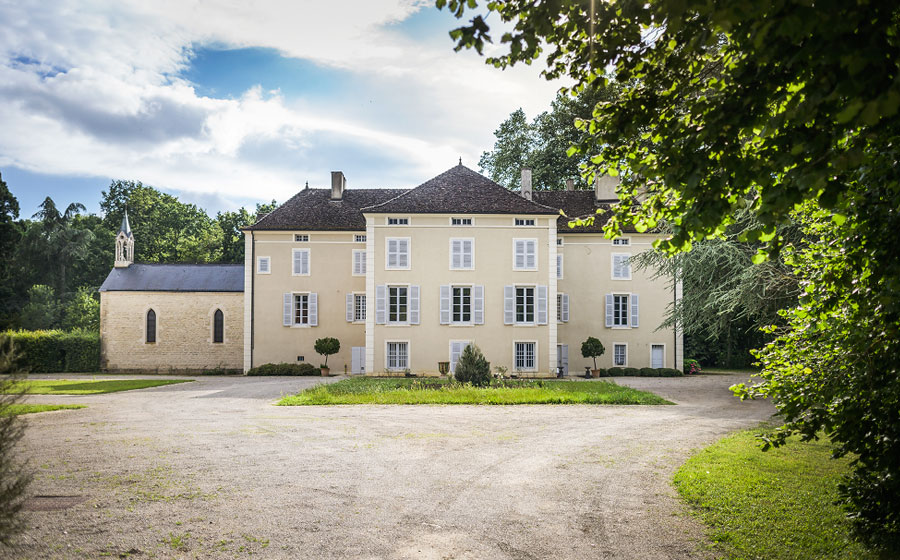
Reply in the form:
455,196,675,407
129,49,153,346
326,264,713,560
454,344,491,386
19,285,59,331
314,337,340,368
580,337,605,370
440,0,900,545
61,286,100,332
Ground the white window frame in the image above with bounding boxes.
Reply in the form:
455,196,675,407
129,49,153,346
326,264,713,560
451,217,473,226
387,217,410,225
650,343,666,368
386,340,409,371
514,218,536,227
513,341,538,372
612,253,632,280
353,293,366,323
352,249,366,276
613,343,628,367
613,238,631,246
387,284,410,325
385,237,411,270
256,256,271,274
355,234,367,243
294,234,309,242
557,254,564,279
513,238,537,271
449,238,475,270
612,293,630,327
292,292,312,327
514,285,536,325
450,284,474,325
292,248,310,276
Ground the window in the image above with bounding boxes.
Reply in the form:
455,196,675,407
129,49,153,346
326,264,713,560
386,341,408,370
557,238,564,246
257,256,271,274
451,217,472,226
613,238,630,246
352,250,366,276
614,344,627,366
294,294,311,325
294,234,309,242
557,293,569,322
515,218,535,226
557,254,564,279
292,249,310,275
516,287,535,324
146,309,156,343
613,294,629,326
452,286,472,323
514,342,536,370
513,239,537,270
450,238,474,270
388,217,409,225
354,294,366,322
388,286,408,323
210,309,224,343
386,238,409,269
612,254,631,279
355,234,366,242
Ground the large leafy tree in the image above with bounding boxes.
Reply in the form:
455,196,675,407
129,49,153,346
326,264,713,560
0,175,23,329
216,200,277,263
439,0,900,546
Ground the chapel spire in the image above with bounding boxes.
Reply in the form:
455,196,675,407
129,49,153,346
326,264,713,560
114,209,134,268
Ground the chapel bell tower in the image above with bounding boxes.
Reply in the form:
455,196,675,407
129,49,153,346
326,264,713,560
114,210,134,268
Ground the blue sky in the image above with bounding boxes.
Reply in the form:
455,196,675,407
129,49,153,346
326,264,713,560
0,1,564,219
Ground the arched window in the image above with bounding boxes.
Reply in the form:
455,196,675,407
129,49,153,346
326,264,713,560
213,309,224,343
146,309,156,343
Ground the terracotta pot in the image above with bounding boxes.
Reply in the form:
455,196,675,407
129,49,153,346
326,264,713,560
591,369,601,378
320,366,330,377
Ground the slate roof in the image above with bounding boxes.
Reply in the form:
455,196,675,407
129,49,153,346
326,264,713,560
362,165,558,215
247,188,406,231
532,190,625,234
99,264,244,292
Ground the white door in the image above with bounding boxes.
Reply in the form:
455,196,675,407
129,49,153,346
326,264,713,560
557,344,569,374
351,347,366,374
450,341,471,374
651,345,664,368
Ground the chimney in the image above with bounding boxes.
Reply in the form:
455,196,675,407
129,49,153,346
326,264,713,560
595,174,619,202
331,171,346,201
521,168,532,200
565,178,575,191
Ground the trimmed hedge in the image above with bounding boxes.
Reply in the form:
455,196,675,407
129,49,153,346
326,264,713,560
1,330,100,373
605,366,683,378
246,362,319,376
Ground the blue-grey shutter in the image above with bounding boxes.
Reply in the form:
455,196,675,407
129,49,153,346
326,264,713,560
450,341,462,373
631,294,639,327
398,239,409,268
440,285,451,324
605,294,614,327
561,294,569,322
346,293,354,322
309,293,318,326
504,286,514,325
473,285,484,325
514,241,525,269
375,285,386,324
410,285,420,325
283,293,292,326
526,240,536,269
537,285,548,325
463,240,473,268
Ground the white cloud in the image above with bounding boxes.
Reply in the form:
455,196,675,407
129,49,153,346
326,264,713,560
0,0,564,204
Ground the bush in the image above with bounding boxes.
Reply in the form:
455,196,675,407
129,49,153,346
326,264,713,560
608,367,626,377
621,367,640,377
0,330,99,373
454,344,491,387
684,358,702,375
659,368,684,377
639,367,657,377
592,368,609,377
581,337,605,369
246,363,319,376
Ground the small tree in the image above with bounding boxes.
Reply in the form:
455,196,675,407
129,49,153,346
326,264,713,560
314,337,340,368
20,285,59,330
454,344,491,387
581,337,605,370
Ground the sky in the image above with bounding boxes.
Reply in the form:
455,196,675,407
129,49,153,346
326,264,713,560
0,0,565,218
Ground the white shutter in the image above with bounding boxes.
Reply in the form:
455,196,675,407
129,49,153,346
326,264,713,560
504,286,514,325
283,293,292,326
462,240,473,268
451,240,462,269
302,251,310,274
605,294,614,327
450,342,462,373
537,285,548,325
308,292,317,326
398,239,409,268
514,241,525,269
631,294,639,327
526,240,536,269
293,251,302,274
557,254,563,279
410,285,420,325
440,285,451,324
375,285,386,324
387,240,397,268
346,293,354,322
561,293,569,322
473,285,484,325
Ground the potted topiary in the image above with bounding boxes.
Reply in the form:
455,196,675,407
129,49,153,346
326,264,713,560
581,337,605,378
314,337,340,376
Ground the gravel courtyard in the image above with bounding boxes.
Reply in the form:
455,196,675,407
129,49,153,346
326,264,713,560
10,374,773,559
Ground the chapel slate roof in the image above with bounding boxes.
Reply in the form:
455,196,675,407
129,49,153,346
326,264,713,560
99,264,244,292
362,164,559,215
532,190,624,234
247,188,407,231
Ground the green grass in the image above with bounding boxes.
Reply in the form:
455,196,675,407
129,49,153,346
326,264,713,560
278,377,671,405
674,426,879,560
2,379,192,395
2,404,87,415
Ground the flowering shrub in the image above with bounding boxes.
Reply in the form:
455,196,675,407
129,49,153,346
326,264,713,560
684,359,702,375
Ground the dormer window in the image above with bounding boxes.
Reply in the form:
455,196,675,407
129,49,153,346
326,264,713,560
613,238,630,246
451,217,473,226
355,234,367,242
294,234,309,242
388,217,409,225
514,218,536,226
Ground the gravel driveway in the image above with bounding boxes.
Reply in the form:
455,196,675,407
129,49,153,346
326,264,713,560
10,373,773,559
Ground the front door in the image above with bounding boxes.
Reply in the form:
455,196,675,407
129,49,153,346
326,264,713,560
557,344,569,375
351,347,366,374
651,345,664,368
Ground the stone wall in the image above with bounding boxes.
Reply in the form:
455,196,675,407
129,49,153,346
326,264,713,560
100,291,244,373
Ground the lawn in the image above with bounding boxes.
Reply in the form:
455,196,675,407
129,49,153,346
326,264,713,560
3,404,87,416
2,379,192,395
278,377,671,405
674,426,877,560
